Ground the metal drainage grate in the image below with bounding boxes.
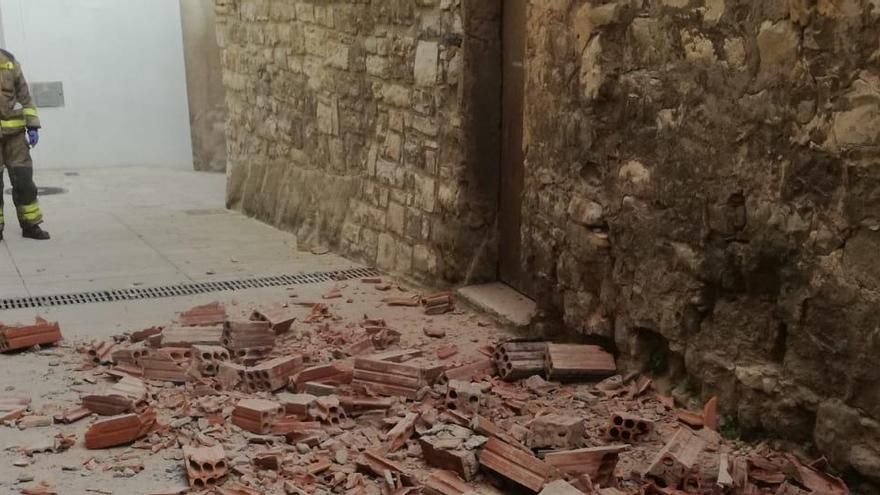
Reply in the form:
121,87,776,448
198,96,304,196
4,186,68,196
0,267,380,310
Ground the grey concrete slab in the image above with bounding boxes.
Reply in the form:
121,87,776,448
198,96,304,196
457,282,538,328
0,167,352,300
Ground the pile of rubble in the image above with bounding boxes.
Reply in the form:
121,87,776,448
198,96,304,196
0,280,852,495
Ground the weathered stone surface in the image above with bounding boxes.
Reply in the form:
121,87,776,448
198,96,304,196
520,0,880,481
217,0,501,282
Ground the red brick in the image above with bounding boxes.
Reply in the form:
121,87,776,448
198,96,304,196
84,409,155,449
544,344,616,381
479,437,556,492
250,304,298,334
183,444,228,489
0,317,62,352
178,302,226,326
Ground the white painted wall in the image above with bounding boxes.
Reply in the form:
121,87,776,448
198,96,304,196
0,0,193,169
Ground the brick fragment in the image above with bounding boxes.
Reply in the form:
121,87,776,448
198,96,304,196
232,398,283,434
606,413,654,442
191,345,230,376
251,304,298,334
528,414,586,450
443,359,495,383
177,302,226,326
53,405,92,424
352,358,444,399
141,348,192,382
419,432,480,481
308,395,348,425
703,396,719,431
423,469,472,495
242,354,303,392
544,344,616,381
544,445,627,488
82,376,147,415
478,437,556,492
129,326,162,343
183,444,228,489
84,409,156,449
356,449,413,489
0,396,30,422
161,324,224,347
446,380,482,414
277,393,317,417
111,347,148,367
222,320,274,357
0,317,62,352
291,362,353,391
642,427,707,487
492,341,547,381
423,291,455,315
436,344,459,360
384,412,419,452
86,340,118,364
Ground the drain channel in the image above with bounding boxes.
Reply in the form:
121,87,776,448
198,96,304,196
0,267,379,311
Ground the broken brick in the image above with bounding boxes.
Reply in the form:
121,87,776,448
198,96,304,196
642,427,707,488
443,359,495,383
492,341,547,381
251,304,298,334
0,396,30,422
183,444,228,489
544,445,627,488
445,380,482,414
479,437,556,492
291,362,353,391
423,469,472,495
528,414,586,450
0,317,62,352
352,358,444,399
140,348,191,382
606,413,654,442
84,409,156,449
232,398,283,434
53,405,92,425
277,392,317,417
384,412,419,452
222,320,274,356
86,340,118,365
160,324,224,347
191,345,230,376
242,354,303,392
177,302,226,326
82,376,147,416
543,343,616,381
129,326,163,344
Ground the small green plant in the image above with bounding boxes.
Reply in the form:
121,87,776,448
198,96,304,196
648,352,667,375
720,415,741,440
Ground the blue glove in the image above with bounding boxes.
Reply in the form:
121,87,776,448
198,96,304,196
26,127,38,148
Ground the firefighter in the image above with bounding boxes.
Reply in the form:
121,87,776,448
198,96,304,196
0,48,49,241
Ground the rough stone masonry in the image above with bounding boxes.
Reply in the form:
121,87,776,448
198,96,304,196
214,0,880,482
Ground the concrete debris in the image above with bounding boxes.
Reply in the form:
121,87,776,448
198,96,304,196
1,295,856,494
0,317,62,352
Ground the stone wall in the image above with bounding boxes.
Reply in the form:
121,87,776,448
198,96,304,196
215,0,501,282
521,0,880,481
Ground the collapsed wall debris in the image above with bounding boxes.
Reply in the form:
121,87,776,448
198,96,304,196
4,283,853,495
